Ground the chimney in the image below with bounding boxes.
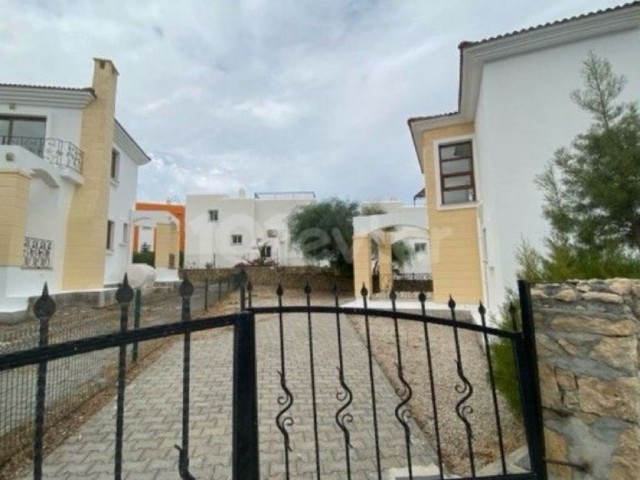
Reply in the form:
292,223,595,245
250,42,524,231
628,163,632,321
62,58,120,290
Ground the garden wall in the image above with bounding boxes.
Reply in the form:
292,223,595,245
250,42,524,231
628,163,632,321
180,266,353,294
532,279,640,479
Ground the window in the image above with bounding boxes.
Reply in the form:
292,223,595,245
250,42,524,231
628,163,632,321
231,234,243,245
263,245,272,257
267,229,278,238
0,116,46,157
439,140,475,205
122,223,129,244
111,149,120,180
208,209,219,222
414,242,427,253
106,220,115,250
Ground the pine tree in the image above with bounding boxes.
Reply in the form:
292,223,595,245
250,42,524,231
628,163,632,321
535,52,640,276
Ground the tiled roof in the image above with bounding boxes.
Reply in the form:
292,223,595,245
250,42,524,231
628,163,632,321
408,1,640,126
407,110,459,125
462,1,639,48
0,83,96,96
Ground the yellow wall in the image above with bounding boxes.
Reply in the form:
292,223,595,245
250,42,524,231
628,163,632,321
378,232,393,292
353,235,372,298
154,223,175,269
422,122,483,303
0,170,30,266
62,59,118,290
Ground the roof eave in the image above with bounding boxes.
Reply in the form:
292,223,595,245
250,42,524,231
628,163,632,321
0,86,95,109
459,4,640,120
114,120,151,166
408,113,468,173
407,3,640,173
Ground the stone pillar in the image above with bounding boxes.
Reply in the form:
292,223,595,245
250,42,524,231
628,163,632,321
154,223,172,269
532,280,640,480
62,59,118,290
378,231,393,292
0,170,30,266
169,223,179,269
353,234,371,298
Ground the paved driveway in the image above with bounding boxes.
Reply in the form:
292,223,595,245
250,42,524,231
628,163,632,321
19,309,436,479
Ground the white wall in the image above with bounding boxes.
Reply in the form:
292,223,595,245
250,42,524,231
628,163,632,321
0,143,81,308
0,104,83,146
474,28,640,310
186,194,315,268
104,144,138,285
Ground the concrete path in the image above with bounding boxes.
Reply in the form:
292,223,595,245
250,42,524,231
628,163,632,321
19,310,437,480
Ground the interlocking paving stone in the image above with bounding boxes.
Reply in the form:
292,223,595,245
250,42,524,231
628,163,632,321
19,309,436,479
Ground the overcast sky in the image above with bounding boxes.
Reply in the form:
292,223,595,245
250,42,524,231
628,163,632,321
0,0,626,203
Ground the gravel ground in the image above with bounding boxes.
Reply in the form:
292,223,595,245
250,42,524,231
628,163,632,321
348,310,525,477
251,286,525,476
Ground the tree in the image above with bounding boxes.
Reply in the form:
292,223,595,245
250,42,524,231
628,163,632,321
530,52,640,279
287,198,359,275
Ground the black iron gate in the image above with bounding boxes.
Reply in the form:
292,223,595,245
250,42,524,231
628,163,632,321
0,277,547,480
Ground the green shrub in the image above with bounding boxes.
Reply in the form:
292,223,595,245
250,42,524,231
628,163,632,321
490,289,522,419
133,250,155,267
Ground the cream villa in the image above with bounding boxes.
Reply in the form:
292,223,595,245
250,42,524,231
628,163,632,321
0,58,150,320
407,3,640,313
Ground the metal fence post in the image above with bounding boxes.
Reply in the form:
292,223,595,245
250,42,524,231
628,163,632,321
517,280,548,480
132,288,141,363
204,278,209,311
177,279,194,479
115,276,134,480
33,284,56,480
232,312,259,480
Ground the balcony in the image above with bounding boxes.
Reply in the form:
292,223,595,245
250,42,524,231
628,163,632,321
23,236,53,269
1,136,83,174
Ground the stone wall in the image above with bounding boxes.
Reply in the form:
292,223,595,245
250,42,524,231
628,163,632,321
532,279,640,479
180,266,353,294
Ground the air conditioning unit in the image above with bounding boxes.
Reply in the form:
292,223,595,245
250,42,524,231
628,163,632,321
267,229,278,238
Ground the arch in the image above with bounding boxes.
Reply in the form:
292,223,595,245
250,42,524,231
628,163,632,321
352,206,430,298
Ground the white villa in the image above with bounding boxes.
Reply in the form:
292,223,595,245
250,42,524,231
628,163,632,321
185,190,316,268
0,58,150,320
407,2,640,313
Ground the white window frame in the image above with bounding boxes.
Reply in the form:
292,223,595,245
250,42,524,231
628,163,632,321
110,148,120,183
121,222,129,245
432,134,480,211
231,234,243,245
106,220,115,250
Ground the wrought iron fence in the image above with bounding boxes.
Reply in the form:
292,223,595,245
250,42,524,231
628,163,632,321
0,136,83,174
394,273,432,281
22,237,52,269
43,138,83,173
0,278,546,480
0,136,44,157
0,275,238,471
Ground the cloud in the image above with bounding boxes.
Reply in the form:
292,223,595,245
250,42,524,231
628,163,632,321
0,0,625,203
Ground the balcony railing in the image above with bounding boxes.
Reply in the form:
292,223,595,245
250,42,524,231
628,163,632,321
23,237,52,269
1,136,83,174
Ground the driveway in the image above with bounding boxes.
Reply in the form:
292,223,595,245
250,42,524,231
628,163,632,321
18,292,437,479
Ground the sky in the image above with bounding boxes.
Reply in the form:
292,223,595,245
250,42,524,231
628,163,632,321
0,0,628,204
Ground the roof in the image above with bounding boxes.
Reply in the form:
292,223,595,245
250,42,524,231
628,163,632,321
0,83,96,108
114,120,152,166
408,1,640,170
463,1,639,47
0,83,96,95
